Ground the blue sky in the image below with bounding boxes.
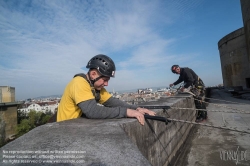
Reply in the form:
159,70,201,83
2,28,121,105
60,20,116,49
0,0,243,100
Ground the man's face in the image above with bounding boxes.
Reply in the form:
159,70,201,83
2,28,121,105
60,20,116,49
89,69,111,90
173,67,180,74
94,76,110,90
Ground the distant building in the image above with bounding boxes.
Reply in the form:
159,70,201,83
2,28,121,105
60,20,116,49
18,101,59,114
218,0,250,89
157,87,170,92
0,86,22,145
0,86,15,102
138,88,153,94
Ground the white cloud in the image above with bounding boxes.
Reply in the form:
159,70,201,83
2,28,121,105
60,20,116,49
0,0,222,100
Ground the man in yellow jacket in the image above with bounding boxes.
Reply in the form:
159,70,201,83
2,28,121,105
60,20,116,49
57,54,155,125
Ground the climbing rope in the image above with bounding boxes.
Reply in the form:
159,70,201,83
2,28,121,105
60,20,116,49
205,97,250,105
170,107,250,114
168,118,250,134
176,88,249,113
144,114,250,134
193,98,248,113
139,83,250,134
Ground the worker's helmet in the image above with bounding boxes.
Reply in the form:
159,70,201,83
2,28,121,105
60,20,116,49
86,54,116,77
171,65,179,74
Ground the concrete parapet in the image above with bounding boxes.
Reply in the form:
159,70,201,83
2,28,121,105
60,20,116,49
0,116,6,147
0,93,195,166
218,28,244,49
218,27,249,88
218,0,250,89
121,94,195,166
241,0,250,62
0,102,21,142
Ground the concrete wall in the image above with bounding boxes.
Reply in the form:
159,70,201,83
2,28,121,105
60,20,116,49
0,86,15,103
0,89,2,103
0,116,6,147
0,104,18,141
121,96,195,166
218,0,250,89
241,0,250,88
241,0,250,61
0,94,196,166
218,28,249,87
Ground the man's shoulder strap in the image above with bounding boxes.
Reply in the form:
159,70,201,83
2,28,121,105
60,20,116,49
73,73,100,102
74,73,88,80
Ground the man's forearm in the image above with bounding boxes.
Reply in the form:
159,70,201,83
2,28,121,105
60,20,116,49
103,97,138,110
78,99,127,119
184,82,192,88
173,77,183,85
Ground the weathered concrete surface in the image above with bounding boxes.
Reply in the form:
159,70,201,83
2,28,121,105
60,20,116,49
0,93,196,166
218,27,248,88
241,0,250,61
0,103,19,140
0,118,151,166
122,94,196,166
0,116,5,147
172,89,250,166
218,0,250,88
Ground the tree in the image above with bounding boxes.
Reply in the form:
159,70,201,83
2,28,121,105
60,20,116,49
17,110,28,124
28,110,42,128
16,110,52,137
16,119,31,137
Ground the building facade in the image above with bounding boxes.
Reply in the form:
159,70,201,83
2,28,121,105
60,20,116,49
0,102,23,144
218,0,250,88
0,86,15,102
0,86,21,145
18,102,58,114
241,0,250,61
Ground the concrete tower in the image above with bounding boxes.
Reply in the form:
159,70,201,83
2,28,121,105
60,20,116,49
218,0,250,89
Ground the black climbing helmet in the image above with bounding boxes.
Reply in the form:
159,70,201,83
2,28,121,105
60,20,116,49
86,54,116,77
171,65,179,74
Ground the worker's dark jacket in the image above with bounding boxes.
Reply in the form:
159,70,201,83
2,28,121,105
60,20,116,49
173,67,199,88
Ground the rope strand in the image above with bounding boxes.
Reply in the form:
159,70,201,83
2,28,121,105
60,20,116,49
169,118,250,134
170,107,250,114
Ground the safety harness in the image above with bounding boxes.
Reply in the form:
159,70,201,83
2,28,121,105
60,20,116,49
74,73,101,102
190,77,206,97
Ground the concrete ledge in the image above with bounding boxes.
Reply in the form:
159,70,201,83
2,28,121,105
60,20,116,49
122,94,196,165
218,27,244,48
0,93,196,166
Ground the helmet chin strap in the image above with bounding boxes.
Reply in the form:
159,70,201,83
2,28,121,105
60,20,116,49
87,72,104,85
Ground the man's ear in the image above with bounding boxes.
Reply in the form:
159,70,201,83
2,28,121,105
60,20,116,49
89,70,96,77
89,69,100,78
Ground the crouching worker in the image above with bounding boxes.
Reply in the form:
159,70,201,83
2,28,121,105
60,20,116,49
57,54,155,125
169,65,207,123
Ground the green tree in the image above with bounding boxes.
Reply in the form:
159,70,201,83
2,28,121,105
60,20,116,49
16,119,31,137
41,114,52,124
17,110,28,124
28,110,42,128
16,110,52,137
45,110,53,116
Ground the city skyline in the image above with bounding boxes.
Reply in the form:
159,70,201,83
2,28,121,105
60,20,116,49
0,0,243,100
